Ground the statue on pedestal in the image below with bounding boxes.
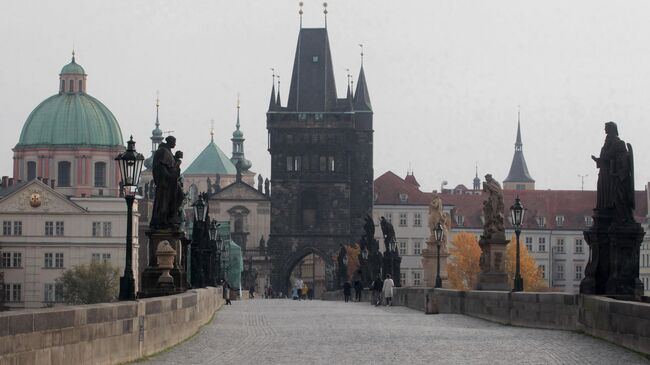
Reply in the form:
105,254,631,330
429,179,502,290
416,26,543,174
422,192,450,288
481,174,505,241
150,136,184,230
476,174,509,290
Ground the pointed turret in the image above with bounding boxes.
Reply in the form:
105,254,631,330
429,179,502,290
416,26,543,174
503,111,535,190
276,78,282,108
287,28,337,112
230,98,252,172
353,65,372,111
268,80,276,111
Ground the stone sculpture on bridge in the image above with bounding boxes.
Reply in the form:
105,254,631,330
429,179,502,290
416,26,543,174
422,192,450,288
476,174,509,291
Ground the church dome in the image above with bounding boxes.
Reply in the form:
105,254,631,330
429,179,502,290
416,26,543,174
16,55,123,148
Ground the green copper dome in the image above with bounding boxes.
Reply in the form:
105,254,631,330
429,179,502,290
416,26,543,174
60,58,85,75
183,140,237,175
17,93,123,147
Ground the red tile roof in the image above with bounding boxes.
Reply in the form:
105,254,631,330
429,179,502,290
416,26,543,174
374,171,648,231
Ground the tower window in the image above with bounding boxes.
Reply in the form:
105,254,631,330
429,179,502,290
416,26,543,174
327,156,335,172
94,162,106,187
60,80,65,93
286,156,294,172
69,79,74,93
312,56,319,63
78,80,83,93
27,161,37,181
57,161,71,187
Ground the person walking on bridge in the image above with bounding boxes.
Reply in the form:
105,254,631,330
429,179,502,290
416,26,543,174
382,274,394,306
371,275,383,306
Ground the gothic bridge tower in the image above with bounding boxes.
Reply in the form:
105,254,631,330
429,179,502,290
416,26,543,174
266,20,373,293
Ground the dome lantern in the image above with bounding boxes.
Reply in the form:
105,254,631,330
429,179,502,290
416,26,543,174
59,51,87,94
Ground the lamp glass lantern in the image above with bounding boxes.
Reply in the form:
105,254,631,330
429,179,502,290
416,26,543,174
361,247,369,260
342,254,349,266
193,197,207,222
115,136,145,195
434,222,444,243
510,196,526,227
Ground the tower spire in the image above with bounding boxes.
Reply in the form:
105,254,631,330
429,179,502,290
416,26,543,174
323,2,328,28
515,107,522,150
299,1,303,28
504,109,535,189
155,91,160,129
354,46,372,112
269,68,277,110
276,75,282,107
236,93,241,131
359,43,364,66
210,119,215,142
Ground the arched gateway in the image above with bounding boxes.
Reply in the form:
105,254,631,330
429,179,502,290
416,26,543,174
265,24,374,296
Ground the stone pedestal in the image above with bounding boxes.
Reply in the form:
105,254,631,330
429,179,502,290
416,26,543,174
476,234,509,291
422,240,449,288
581,214,645,300
139,229,188,298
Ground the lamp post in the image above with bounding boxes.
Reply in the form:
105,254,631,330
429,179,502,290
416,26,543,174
191,196,208,288
209,220,220,285
434,222,444,288
510,195,526,292
115,136,144,301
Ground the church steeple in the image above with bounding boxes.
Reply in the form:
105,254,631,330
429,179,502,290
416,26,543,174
353,46,372,112
144,94,164,170
230,96,252,172
268,71,277,111
503,110,535,190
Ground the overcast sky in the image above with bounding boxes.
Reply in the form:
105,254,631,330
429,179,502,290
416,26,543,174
2,0,650,193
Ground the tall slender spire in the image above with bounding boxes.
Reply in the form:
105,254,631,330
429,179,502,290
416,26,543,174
473,163,481,190
236,93,241,131
346,68,352,100
515,107,522,150
210,119,215,142
268,69,277,110
354,46,372,111
155,91,160,130
299,1,304,28
276,75,282,107
231,96,251,172
144,92,164,170
323,2,328,28
504,110,535,188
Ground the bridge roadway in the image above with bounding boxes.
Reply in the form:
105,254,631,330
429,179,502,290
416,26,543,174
140,299,649,364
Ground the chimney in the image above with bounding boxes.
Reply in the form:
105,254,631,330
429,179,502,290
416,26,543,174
8,178,14,186
42,178,48,186
37,176,42,181
1,176,7,188
50,179,55,189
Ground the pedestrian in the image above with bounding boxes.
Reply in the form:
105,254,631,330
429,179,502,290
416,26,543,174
301,282,308,300
307,287,313,300
223,280,232,305
343,281,352,302
371,275,383,306
249,286,255,299
292,286,299,300
353,270,363,302
383,274,395,306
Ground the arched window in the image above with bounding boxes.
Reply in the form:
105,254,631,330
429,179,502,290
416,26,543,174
60,80,65,93
57,161,71,187
27,161,37,181
234,215,244,232
69,80,74,93
94,162,106,187
78,80,83,93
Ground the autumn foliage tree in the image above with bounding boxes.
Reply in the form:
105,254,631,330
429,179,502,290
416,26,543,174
505,233,547,291
447,232,482,290
345,243,361,280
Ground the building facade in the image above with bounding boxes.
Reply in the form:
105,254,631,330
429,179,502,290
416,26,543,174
267,24,374,293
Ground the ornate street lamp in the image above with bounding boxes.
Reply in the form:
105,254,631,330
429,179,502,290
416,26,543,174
209,220,218,241
434,222,444,288
342,253,349,266
361,247,369,260
193,196,207,223
510,195,526,292
115,136,144,301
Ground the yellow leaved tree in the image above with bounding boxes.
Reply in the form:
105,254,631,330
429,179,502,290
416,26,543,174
505,233,548,291
447,232,482,290
345,243,361,280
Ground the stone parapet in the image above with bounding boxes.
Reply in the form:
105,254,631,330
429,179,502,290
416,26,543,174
0,287,224,365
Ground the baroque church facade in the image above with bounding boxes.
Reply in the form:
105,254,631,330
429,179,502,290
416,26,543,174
266,23,374,293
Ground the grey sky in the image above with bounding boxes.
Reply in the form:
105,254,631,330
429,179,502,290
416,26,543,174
2,0,650,193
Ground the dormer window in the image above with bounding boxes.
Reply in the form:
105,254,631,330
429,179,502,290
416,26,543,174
399,193,408,203
584,216,593,227
556,216,565,227
536,216,546,228
455,215,465,226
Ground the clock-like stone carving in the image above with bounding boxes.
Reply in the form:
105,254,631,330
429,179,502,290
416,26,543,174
30,192,42,208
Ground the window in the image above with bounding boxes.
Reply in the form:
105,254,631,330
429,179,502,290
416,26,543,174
44,253,53,268
92,253,101,263
69,79,74,93
399,241,407,256
55,253,64,268
525,237,533,252
399,193,408,203
538,237,546,252
12,253,21,268
102,222,112,237
555,239,565,253
286,156,293,171
27,161,37,181
92,222,101,237
413,213,422,227
302,155,309,171
294,156,301,171
575,265,583,280
94,162,106,187
78,80,83,92
455,215,465,226
13,221,22,236
516,184,526,190
57,161,71,187
412,271,422,286
539,264,546,279
399,213,407,227
556,216,565,227
555,264,565,280
575,239,583,254
55,221,64,236
102,253,111,263
319,156,326,171
0,252,21,268
2,221,10,235
384,213,393,224
413,240,422,255
312,56,319,62
536,216,546,228
92,252,112,264
585,216,593,227
327,156,335,172
60,80,65,93
44,283,61,302
4,284,21,302
400,272,406,286
45,221,54,236
0,252,10,267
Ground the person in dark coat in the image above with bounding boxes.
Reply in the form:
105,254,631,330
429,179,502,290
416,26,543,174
223,280,232,305
353,279,363,302
343,281,352,303
371,275,383,306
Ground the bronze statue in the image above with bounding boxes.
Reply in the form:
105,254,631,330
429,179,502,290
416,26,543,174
363,215,375,243
258,174,263,192
591,121,635,223
380,216,396,252
150,136,183,230
264,178,270,196
482,174,505,240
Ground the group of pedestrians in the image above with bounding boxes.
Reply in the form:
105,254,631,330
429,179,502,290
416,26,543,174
343,273,395,306
292,278,312,300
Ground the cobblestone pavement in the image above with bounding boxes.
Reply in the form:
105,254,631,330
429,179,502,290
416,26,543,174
141,299,649,365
